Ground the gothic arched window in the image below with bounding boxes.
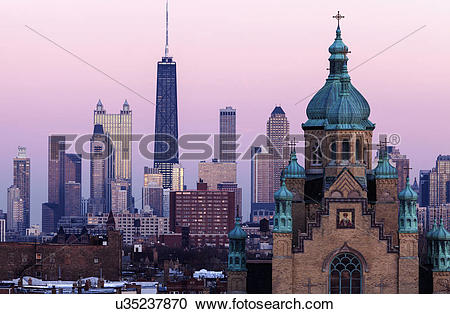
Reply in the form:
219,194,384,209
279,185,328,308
329,253,362,294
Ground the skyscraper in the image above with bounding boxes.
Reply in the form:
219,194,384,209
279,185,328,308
63,154,81,216
142,167,164,216
7,185,24,233
219,106,237,162
429,155,450,207
47,135,65,205
13,146,30,233
110,179,130,214
419,170,430,207
94,100,132,181
64,181,81,216
198,160,237,190
171,164,184,191
43,135,66,234
266,106,290,190
90,124,114,215
154,1,179,189
389,147,410,194
250,146,275,222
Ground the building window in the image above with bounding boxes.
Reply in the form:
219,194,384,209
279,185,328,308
94,257,99,264
311,141,322,165
329,253,362,294
330,141,337,161
36,253,42,260
355,139,362,162
342,140,350,161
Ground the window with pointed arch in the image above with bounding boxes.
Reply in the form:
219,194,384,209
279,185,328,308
329,253,362,294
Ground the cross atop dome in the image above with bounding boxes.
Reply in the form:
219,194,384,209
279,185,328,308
333,11,345,27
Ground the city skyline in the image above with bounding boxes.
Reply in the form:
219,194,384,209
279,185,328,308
2,1,450,226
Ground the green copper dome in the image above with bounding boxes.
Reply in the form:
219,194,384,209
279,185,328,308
228,217,247,240
273,178,293,233
426,219,450,271
303,24,374,131
283,150,306,179
398,177,418,201
274,178,293,201
427,219,450,241
374,151,398,179
398,176,418,233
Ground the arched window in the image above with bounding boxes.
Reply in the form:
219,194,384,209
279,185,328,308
329,253,362,294
355,139,362,162
342,140,351,161
330,141,337,161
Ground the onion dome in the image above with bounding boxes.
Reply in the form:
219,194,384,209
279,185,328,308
284,150,306,179
274,178,293,201
374,150,398,179
426,222,439,239
428,219,450,241
228,217,247,240
426,218,450,271
303,19,374,131
398,177,418,201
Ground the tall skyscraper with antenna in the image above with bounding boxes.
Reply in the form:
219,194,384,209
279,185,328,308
154,0,179,189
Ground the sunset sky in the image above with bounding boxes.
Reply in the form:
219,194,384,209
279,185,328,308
1,0,449,223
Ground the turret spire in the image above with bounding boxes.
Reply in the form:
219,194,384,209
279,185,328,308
164,0,170,57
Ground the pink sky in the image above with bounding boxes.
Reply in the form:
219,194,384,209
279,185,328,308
1,0,449,224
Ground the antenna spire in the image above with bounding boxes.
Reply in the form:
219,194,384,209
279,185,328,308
165,0,170,57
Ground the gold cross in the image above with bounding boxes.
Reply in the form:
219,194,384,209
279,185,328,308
333,11,345,27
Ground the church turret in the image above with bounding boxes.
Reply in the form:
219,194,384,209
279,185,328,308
273,178,293,233
398,176,419,293
227,217,247,294
426,219,450,293
398,177,418,233
272,177,294,293
374,145,399,246
426,219,450,271
374,148,398,180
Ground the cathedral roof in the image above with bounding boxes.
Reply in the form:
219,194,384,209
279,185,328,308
274,178,293,201
374,150,398,179
303,22,374,131
228,217,247,240
398,177,418,201
283,150,306,179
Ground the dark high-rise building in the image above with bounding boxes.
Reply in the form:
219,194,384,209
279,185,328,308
48,135,65,205
43,135,66,233
219,106,237,162
63,154,81,216
90,124,114,215
41,203,59,234
43,136,82,233
64,182,81,216
13,147,30,234
154,1,179,189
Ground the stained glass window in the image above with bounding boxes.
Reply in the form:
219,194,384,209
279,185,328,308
329,253,362,294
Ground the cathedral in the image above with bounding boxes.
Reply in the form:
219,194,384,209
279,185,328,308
225,13,450,295
268,14,450,294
